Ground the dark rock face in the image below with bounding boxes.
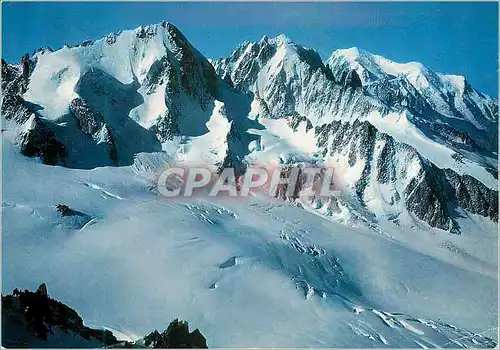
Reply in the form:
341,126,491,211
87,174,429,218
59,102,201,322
54,204,93,230
314,119,498,233
376,134,396,184
1,93,34,124
426,121,479,150
218,121,247,181
1,53,36,94
36,283,48,297
102,125,118,165
148,55,181,142
1,59,70,166
69,98,104,136
2,59,22,94
144,56,170,94
20,117,68,166
288,114,313,132
104,31,121,45
21,53,32,93
405,165,458,233
141,24,220,141
364,76,429,113
352,121,377,202
165,23,218,103
136,25,158,40
143,319,208,348
55,204,90,218
155,110,181,141
2,284,118,347
1,59,38,124
213,38,276,94
444,169,499,221
338,69,363,89
68,97,119,165
56,204,74,216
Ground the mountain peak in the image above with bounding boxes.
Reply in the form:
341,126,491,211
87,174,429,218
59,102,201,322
327,47,429,84
333,47,363,61
271,34,293,47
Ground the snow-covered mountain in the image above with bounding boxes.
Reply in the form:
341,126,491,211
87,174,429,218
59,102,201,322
1,22,498,347
213,34,497,233
2,22,226,168
327,47,498,152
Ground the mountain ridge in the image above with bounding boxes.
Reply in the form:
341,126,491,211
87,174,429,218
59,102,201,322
1,21,497,234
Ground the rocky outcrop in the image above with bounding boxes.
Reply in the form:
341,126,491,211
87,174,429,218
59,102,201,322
19,116,68,166
218,121,247,181
143,319,208,348
165,23,218,104
1,58,38,124
55,204,87,217
1,53,35,95
144,56,170,95
101,125,118,165
364,75,430,113
315,119,498,233
54,204,93,230
3,285,209,349
69,98,104,136
2,284,118,347
213,37,276,94
338,69,363,90
154,109,181,142
2,59,22,94
21,53,32,93
375,134,396,184
287,114,313,132
405,165,458,233
443,169,499,221
69,98,119,165
1,93,34,124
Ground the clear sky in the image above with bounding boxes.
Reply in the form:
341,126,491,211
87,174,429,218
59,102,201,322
2,2,498,96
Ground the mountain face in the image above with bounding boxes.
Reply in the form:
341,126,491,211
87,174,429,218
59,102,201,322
314,119,497,233
212,35,498,233
1,22,498,348
1,23,497,234
2,22,221,168
327,48,498,153
213,35,374,124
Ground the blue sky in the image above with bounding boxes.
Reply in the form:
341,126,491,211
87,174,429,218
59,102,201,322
2,2,498,96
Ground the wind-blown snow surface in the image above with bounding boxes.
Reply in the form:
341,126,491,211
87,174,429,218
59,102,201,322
2,130,497,347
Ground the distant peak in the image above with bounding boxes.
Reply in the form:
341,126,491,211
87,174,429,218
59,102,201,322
333,47,362,61
272,34,293,46
439,73,467,94
135,21,172,32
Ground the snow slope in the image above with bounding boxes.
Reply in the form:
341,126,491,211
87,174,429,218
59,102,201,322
2,128,498,347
